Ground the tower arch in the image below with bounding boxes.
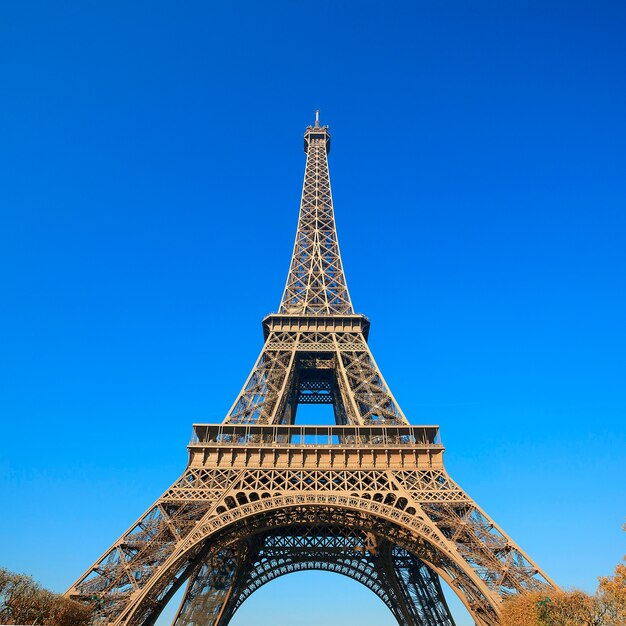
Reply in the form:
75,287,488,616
84,498,506,626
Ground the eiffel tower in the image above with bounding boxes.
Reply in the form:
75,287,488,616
68,113,556,626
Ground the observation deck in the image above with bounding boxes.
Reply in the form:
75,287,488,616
188,424,444,471
262,313,370,340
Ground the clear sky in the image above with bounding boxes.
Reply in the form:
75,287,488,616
1,1,625,625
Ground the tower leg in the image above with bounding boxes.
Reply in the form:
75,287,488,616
382,544,456,626
171,530,456,626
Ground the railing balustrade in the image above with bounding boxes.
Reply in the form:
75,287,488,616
189,424,442,448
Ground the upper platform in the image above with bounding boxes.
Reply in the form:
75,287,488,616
304,112,331,154
263,313,370,341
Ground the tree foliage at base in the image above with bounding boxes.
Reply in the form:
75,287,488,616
502,553,626,626
0,569,92,626
502,589,604,626
599,555,626,626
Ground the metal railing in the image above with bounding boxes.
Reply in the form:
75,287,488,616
190,423,442,448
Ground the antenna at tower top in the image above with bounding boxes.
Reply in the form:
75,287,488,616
314,109,320,127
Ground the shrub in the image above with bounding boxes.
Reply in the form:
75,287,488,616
0,569,92,626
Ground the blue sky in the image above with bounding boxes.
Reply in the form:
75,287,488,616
1,1,625,625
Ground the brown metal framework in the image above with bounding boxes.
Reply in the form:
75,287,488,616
67,115,556,626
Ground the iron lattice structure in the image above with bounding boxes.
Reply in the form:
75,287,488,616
67,115,556,626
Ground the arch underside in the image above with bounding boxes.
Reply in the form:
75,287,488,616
172,525,456,626
76,503,510,626
70,469,554,626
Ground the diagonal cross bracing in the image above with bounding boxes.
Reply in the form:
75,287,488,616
280,122,353,315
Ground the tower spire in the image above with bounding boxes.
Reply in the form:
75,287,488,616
279,117,353,315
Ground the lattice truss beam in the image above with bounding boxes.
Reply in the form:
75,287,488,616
280,123,352,315
225,330,406,425
68,464,554,626
172,527,456,626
